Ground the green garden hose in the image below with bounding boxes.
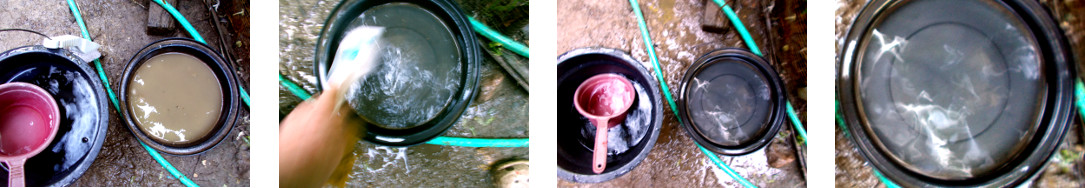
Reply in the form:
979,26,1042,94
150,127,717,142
66,0,199,186
469,17,529,58
836,101,899,187
152,0,250,107
628,0,757,187
872,168,902,188
786,102,807,142
279,74,312,100
697,142,757,187
711,0,762,56
151,0,204,44
425,137,529,147
710,0,805,144
1075,79,1085,121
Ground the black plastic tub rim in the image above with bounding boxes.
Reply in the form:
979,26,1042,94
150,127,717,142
677,48,787,156
835,0,1075,186
119,37,240,156
313,0,481,147
556,47,663,183
0,45,109,186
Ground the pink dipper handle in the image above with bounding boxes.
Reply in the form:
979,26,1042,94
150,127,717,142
573,74,636,174
7,159,24,187
592,118,609,174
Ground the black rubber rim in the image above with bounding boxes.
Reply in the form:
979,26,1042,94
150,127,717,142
556,47,663,183
836,0,1075,186
120,38,240,156
678,48,786,156
0,45,109,186
313,0,480,147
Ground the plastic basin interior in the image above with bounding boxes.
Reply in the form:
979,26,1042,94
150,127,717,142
837,0,1074,186
313,0,480,147
678,48,786,156
0,46,109,186
556,48,662,183
120,38,240,155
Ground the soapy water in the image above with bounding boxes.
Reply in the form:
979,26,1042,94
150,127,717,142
343,3,463,129
45,66,98,172
687,61,773,147
691,76,755,146
581,78,634,117
356,146,410,173
1,63,103,182
854,0,1044,178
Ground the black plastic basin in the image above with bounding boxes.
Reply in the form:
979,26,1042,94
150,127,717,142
0,45,109,186
837,0,1074,186
313,0,480,147
678,48,785,156
556,48,662,183
120,38,240,155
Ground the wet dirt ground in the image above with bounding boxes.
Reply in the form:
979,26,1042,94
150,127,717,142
834,0,1085,187
0,0,249,186
557,0,807,187
279,0,529,187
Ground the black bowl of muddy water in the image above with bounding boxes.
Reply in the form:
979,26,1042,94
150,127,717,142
314,0,481,147
120,38,240,155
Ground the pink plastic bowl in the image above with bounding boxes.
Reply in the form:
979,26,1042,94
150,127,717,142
0,82,60,187
573,73,636,174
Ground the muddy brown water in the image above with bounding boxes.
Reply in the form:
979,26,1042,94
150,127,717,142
128,53,223,145
0,0,249,186
557,0,806,187
834,0,1085,187
280,0,529,187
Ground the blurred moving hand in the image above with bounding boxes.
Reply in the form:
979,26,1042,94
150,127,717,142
279,86,362,187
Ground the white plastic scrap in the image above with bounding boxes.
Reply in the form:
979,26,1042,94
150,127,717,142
42,35,101,63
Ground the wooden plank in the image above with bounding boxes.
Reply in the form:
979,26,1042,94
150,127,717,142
146,0,178,35
700,0,729,33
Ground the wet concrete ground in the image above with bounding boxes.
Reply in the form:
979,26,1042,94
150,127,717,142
834,0,1085,187
279,0,529,187
0,0,249,186
557,0,807,187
